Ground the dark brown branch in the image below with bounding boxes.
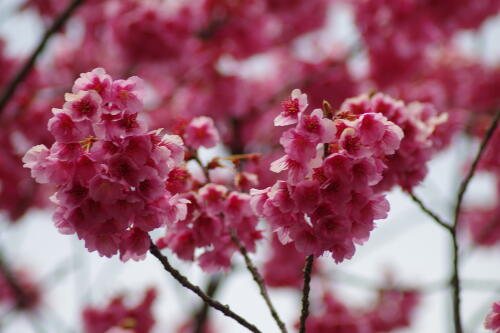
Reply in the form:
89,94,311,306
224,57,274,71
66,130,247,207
231,232,288,333
450,111,500,333
0,0,85,114
299,255,314,333
450,232,462,333
408,192,453,232
193,275,223,333
454,111,500,226
149,241,262,333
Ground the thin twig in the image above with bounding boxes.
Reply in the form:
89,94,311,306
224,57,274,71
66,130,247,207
299,255,314,333
0,0,85,114
450,111,500,333
231,232,288,333
149,240,262,333
454,111,500,226
408,192,453,232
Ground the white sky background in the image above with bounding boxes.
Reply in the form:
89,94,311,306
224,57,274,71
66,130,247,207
0,0,500,332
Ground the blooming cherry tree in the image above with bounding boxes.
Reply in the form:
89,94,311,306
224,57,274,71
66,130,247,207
0,0,499,332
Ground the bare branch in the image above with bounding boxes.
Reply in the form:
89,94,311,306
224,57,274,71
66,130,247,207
450,111,500,333
299,255,314,333
454,111,500,226
408,191,453,232
231,232,288,333
193,275,223,333
149,240,262,333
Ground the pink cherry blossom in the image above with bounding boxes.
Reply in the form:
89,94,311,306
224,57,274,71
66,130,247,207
296,109,336,144
183,116,221,149
339,93,446,191
252,90,411,262
63,90,102,121
156,159,262,272
23,69,187,260
485,301,500,332
82,288,156,333
274,89,308,126
73,67,113,98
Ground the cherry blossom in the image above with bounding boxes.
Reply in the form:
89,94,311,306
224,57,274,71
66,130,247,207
485,301,500,333
82,288,156,333
23,68,187,260
252,91,410,262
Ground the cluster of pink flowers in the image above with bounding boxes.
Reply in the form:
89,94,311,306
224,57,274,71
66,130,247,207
0,130,41,221
159,181,262,272
156,117,262,272
339,93,448,191
364,288,420,331
23,68,187,260
485,301,500,332
462,205,500,247
303,288,419,333
390,52,500,117
355,0,500,87
24,0,330,62
262,234,314,288
110,1,196,64
82,288,156,333
251,90,405,262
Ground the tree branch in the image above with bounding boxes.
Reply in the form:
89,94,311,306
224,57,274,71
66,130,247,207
450,232,462,333
450,110,500,333
299,255,314,333
231,232,288,333
454,111,500,226
193,275,223,333
408,191,453,232
149,240,262,333
0,0,85,114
